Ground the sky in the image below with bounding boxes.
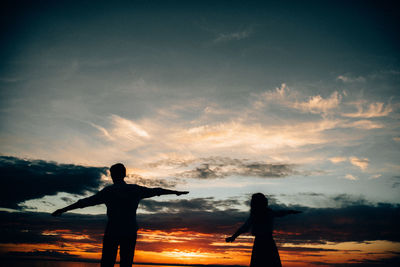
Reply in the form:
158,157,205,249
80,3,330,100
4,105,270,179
0,0,400,266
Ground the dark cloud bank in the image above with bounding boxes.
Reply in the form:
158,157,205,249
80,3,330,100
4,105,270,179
1,198,399,244
0,156,107,209
0,197,399,265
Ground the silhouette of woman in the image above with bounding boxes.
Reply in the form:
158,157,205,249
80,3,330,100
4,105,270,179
226,193,301,267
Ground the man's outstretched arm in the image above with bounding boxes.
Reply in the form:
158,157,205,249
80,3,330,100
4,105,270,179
157,188,189,196
52,190,105,216
52,202,82,216
141,187,189,198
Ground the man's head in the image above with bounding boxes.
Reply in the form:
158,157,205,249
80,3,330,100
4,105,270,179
110,163,126,183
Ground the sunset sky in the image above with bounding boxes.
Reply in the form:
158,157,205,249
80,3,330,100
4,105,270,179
1,0,399,266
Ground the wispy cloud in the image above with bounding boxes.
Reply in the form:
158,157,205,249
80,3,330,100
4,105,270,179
345,174,358,180
330,156,369,171
336,75,366,83
254,84,343,115
341,119,384,129
292,91,342,114
329,157,347,164
89,115,152,152
254,84,394,122
343,101,392,118
110,114,150,139
213,29,252,43
77,83,395,172
370,174,382,179
126,174,180,188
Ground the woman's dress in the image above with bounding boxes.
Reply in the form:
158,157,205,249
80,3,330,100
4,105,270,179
239,208,286,267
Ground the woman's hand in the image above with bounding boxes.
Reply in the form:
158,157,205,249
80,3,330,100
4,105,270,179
51,209,64,216
226,236,236,242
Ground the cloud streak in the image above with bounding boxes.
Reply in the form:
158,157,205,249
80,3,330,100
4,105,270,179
292,91,342,114
213,29,252,43
176,157,297,179
342,101,393,118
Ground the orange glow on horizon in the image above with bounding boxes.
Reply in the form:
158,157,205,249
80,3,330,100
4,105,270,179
1,229,399,266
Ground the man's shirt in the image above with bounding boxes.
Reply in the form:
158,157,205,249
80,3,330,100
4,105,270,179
76,181,162,237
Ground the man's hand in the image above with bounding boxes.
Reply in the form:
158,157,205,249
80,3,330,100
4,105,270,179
226,236,236,243
176,191,189,196
51,209,64,217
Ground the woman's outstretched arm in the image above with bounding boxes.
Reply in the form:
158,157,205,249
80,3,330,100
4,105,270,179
226,217,252,242
273,209,302,217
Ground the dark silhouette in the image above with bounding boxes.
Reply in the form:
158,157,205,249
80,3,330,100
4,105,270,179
226,193,301,267
52,163,189,267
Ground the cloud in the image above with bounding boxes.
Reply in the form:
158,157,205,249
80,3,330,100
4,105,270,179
0,196,399,266
330,194,370,207
329,157,370,172
341,119,384,129
76,84,394,170
329,157,347,164
310,254,400,266
147,158,196,168
342,101,392,118
178,119,340,153
0,156,107,209
253,83,292,109
90,115,151,148
176,157,297,179
0,211,106,245
336,75,366,83
292,91,342,114
1,201,399,247
345,255,400,266
392,176,400,188
274,203,400,244
370,174,382,179
349,157,369,171
140,197,242,213
213,29,251,43
110,114,150,138
6,250,79,260
345,174,358,180
255,84,342,115
126,174,180,188
254,85,393,123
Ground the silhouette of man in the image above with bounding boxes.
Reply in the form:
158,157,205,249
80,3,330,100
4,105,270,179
52,163,189,267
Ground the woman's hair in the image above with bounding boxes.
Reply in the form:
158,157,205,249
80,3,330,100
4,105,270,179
250,193,269,218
